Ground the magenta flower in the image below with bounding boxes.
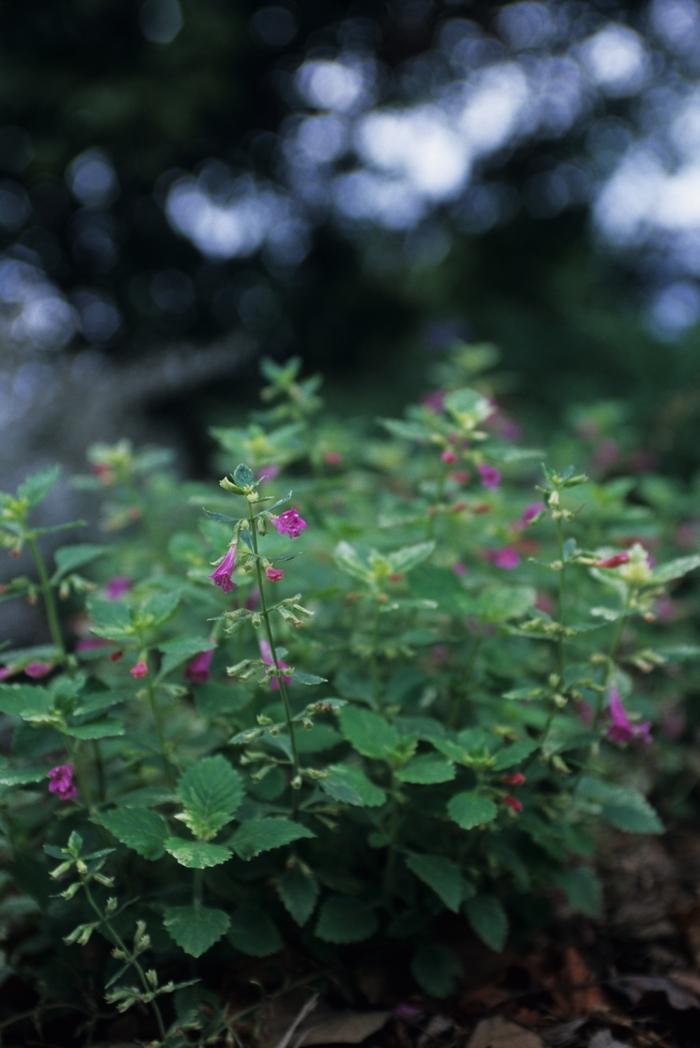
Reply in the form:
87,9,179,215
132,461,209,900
25,662,52,679
593,552,629,568
323,451,343,466
76,637,109,653
105,576,131,600
606,688,652,745
0,666,14,681
185,649,215,684
209,544,237,592
422,390,445,413
130,658,149,679
486,547,520,570
258,465,280,483
478,464,501,489
260,639,292,690
441,448,458,465
452,562,467,577
272,508,308,539
518,502,546,528
48,764,77,802
265,566,285,582
503,794,523,813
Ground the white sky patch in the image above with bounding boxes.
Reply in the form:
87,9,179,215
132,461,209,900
296,58,369,112
458,63,531,155
580,24,649,97
333,170,426,229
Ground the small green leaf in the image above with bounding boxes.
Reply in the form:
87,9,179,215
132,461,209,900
576,777,663,834
98,807,169,860
379,417,432,442
140,591,181,626
164,905,230,958
51,544,107,582
233,463,255,488
0,759,47,786
651,555,700,584
315,896,378,943
176,756,244,840
447,792,498,830
229,905,283,956
276,867,319,926
387,542,435,574
465,894,508,952
229,818,315,861
405,854,463,912
164,838,232,869
339,706,399,759
18,465,61,507
292,671,327,686
319,764,386,807
333,541,372,583
492,739,538,771
396,755,455,784
0,685,52,719
158,637,213,679
64,719,124,740
411,942,461,997
443,387,491,425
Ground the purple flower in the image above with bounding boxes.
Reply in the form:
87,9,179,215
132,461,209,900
258,465,280,482
478,464,501,490
265,566,285,582
0,666,13,681
422,390,445,413
486,547,520,570
518,502,546,528
185,649,215,684
209,544,237,592
272,508,308,539
48,764,77,802
76,637,108,653
105,576,131,600
25,662,52,679
606,688,652,745
260,639,292,691
130,658,149,679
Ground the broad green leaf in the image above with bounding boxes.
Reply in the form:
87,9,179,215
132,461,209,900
229,905,283,956
476,586,536,623
229,818,315,861
553,866,602,918
651,555,700,584
164,838,232,869
0,685,52,719
411,942,461,997
87,599,133,638
443,387,491,424
576,777,663,834
447,792,498,830
292,671,327,686
315,896,378,943
98,807,169,860
233,463,255,488
163,905,230,958
0,759,46,786
492,739,538,771
176,756,244,840
333,541,371,583
379,417,432,442
396,755,455,784
387,542,435,574
339,706,399,759
276,867,319,926
18,465,60,507
64,719,124,740
405,854,463,912
465,894,508,952
319,764,386,807
51,544,107,582
158,637,214,679
140,591,181,626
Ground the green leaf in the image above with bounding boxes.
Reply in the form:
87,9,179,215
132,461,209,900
339,706,400,759
140,591,181,626
651,555,700,584
0,759,46,786
51,544,107,582
229,905,283,956
315,896,378,944
465,894,508,952
319,764,386,807
387,542,435,574
396,755,455,784
163,905,230,958
406,854,463,912
0,685,52,719
553,866,603,918
158,637,214,679
443,387,491,424
475,586,536,623
163,839,232,869
18,465,61,507
64,719,124,740
229,818,315,861
276,867,319,926
411,942,461,997
447,792,498,830
233,463,255,488
98,807,169,860
576,777,663,834
86,598,133,638
333,541,372,583
379,417,432,441
176,756,244,840
292,671,327,686
492,739,538,771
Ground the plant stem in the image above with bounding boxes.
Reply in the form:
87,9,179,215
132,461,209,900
64,734,94,810
591,590,632,732
248,507,302,797
370,602,382,710
145,675,175,789
82,881,167,1042
555,516,566,679
27,534,65,661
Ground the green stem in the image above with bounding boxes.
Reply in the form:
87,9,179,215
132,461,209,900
555,516,566,679
370,602,381,710
82,882,167,1042
248,507,302,798
27,535,65,661
145,675,175,789
64,734,94,811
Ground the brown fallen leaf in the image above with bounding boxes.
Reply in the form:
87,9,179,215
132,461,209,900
610,973,700,1010
558,946,608,1017
294,1009,391,1046
468,1016,543,1048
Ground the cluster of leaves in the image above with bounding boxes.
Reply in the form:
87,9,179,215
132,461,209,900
0,350,698,1043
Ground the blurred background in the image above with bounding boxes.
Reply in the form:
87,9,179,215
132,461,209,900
2,0,700,489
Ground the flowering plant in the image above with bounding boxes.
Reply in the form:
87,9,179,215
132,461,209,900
0,351,698,1043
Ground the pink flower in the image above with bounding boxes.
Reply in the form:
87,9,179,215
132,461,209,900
441,449,458,465
209,544,237,592
260,639,292,690
48,764,77,802
486,547,520,570
518,502,546,528
323,451,343,466
502,772,526,787
606,688,652,745
105,576,131,600
593,552,629,569
265,566,285,582
503,794,523,813
185,649,215,684
272,508,308,539
258,465,280,482
130,658,148,679
478,464,501,490
25,662,52,679
0,665,14,681
422,390,445,413
452,562,467,577
76,637,108,653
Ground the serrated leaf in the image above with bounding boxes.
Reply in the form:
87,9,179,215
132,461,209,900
229,905,283,956
176,756,244,840
315,896,378,943
651,555,700,584
233,463,255,488
387,542,435,573
276,867,319,926
576,776,663,834
554,866,603,917
158,637,214,680
17,465,60,507
395,755,455,784
51,544,107,583
163,905,230,958
140,591,181,626
492,739,538,771
447,791,498,830
320,764,386,807
64,719,124,739
465,894,508,952
0,759,46,786
229,817,315,861
333,541,372,582
98,807,169,860
406,854,463,912
411,942,461,997
292,671,327,686
0,685,52,718
339,706,399,759
164,838,232,868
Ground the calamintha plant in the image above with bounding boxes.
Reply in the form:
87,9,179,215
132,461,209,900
0,350,698,1044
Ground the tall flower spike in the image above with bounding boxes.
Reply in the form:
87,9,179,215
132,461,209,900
209,543,237,592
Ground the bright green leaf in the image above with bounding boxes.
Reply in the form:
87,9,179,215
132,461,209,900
163,905,230,958
465,894,508,952
339,706,399,759
319,764,386,807
98,807,169,860
447,792,498,830
176,756,244,840
396,755,455,784
229,818,314,861
163,838,232,869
